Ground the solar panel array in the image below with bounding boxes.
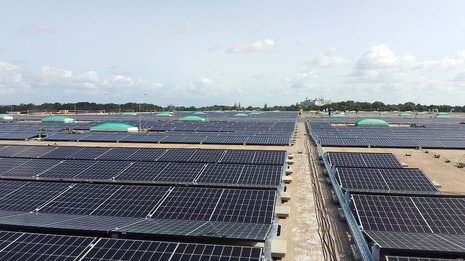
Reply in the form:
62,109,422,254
352,194,465,258
0,231,263,261
0,112,297,146
308,119,465,149
45,132,293,145
328,152,403,169
0,144,285,260
324,151,462,258
336,168,438,194
0,145,287,165
0,180,275,242
0,146,285,188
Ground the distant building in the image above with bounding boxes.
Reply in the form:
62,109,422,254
300,98,332,108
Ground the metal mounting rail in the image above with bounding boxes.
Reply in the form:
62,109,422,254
307,121,374,261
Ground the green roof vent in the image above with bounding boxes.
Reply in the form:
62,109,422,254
0,114,13,121
330,114,347,118
122,112,137,116
355,119,389,127
90,122,138,132
234,113,249,117
42,115,75,123
179,116,206,122
156,112,173,117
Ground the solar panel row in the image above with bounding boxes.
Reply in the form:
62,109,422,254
0,145,287,165
45,133,292,146
308,120,465,149
0,158,283,188
0,231,264,261
328,152,403,169
0,180,276,242
336,167,438,194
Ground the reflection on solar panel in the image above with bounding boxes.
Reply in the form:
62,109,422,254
337,168,438,194
328,152,403,168
385,256,455,261
353,194,465,234
0,231,264,261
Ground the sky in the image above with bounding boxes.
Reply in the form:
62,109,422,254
1,0,465,106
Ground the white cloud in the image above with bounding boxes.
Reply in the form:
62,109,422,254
288,71,319,90
342,44,465,104
227,39,275,53
0,61,26,89
308,49,350,67
25,25,56,34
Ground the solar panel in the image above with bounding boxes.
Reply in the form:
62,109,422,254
385,257,456,261
151,187,275,224
74,161,131,180
156,149,197,162
1,158,62,177
67,147,111,160
365,230,465,255
197,164,245,184
0,158,35,174
39,146,85,159
95,147,138,160
10,146,56,158
0,146,30,157
39,160,95,179
328,152,403,168
0,180,29,198
0,232,95,261
0,231,264,261
125,148,166,161
220,150,256,164
0,182,70,212
151,187,223,221
82,238,263,261
337,168,438,194
252,151,287,165
38,184,169,218
155,162,204,182
89,185,168,218
353,194,465,234
187,149,225,163
114,161,169,181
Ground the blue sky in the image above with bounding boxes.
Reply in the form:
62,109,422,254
1,0,465,106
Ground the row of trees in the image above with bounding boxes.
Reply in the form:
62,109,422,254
0,101,463,113
309,101,464,112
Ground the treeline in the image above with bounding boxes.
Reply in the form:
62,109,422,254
308,101,465,112
0,101,463,113
0,102,299,113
